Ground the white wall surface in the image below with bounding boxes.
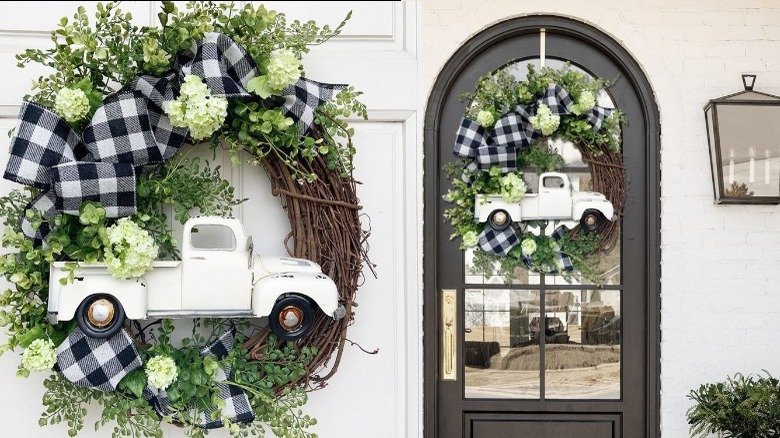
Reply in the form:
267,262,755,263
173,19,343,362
421,0,780,437
0,2,421,438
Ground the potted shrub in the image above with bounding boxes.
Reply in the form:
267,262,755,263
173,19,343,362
687,372,780,437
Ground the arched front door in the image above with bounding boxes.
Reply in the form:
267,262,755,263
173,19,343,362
423,16,660,438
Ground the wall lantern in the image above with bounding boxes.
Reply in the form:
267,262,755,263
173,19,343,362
705,75,780,204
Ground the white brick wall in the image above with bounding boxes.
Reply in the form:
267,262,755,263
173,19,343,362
422,1,780,436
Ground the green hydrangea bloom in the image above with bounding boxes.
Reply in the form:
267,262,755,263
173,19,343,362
146,356,178,390
267,48,301,91
571,90,596,115
163,75,228,141
104,218,159,280
521,238,537,257
142,37,170,72
54,88,90,123
499,172,527,203
21,339,56,372
476,110,495,128
529,104,560,136
462,230,479,248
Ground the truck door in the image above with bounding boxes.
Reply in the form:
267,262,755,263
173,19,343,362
181,223,252,311
538,174,572,219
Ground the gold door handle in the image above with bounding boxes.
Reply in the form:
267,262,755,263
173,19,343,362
441,289,457,381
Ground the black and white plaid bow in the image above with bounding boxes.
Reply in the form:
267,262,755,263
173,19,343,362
453,84,615,173
4,93,185,242
520,225,575,273
4,33,344,243
55,328,143,392
143,329,254,429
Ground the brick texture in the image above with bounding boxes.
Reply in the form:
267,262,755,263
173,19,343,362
422,1,780,437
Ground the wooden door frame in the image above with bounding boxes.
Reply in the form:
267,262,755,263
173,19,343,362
422,15,661,438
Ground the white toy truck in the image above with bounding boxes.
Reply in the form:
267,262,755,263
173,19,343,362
474,172,615,232
47,216,346,341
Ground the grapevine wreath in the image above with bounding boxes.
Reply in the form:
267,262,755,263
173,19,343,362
444,64,627,283
0,2,373,437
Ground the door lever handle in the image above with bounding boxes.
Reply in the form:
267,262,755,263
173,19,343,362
441,289,457,381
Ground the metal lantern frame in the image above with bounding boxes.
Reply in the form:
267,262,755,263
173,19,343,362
704,74,780,204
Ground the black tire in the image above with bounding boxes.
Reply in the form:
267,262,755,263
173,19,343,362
488,209,512,231
580,209,606,233
269,295,315,341
76,294,125,339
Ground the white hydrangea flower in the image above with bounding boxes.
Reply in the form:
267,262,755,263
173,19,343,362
104,218,159,280
146,355,178,390
163,75,228,141
571,90,596,115
499,172,527,203
476,110,495,128
462,230,479,248
521,239,537,257
529,104,560,136
267,48,301,91
54,88,90,123
21,339,56,372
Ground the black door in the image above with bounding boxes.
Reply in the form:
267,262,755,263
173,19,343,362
424,16,660,438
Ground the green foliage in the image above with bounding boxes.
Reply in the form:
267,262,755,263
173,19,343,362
16,3,140,108
136,156,245,259
16,1,366,178
461,63,624,153
687,372,780,438
0,190,68,353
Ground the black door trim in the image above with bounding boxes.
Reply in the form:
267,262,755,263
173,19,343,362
423,14,661,438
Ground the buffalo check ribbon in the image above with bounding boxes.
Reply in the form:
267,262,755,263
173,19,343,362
3,32,343,243
143,329,254,429
453,84,616,174
55,328,142,392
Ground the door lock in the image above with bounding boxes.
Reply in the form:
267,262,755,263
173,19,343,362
441,289,457,381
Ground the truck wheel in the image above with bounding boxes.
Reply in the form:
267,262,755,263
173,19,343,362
488,209,512,231
76,294,125,339
580,209,606,233
269,295,314,341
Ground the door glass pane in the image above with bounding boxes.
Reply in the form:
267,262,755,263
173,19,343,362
544,289,621,399
465,289,541,399
464,247,541,285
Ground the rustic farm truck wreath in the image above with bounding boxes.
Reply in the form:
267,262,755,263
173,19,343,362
444,64,626,283
0,2,371,437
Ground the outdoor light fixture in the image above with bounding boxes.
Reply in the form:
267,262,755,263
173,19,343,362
704,74,780,204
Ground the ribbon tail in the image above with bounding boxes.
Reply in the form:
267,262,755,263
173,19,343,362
282,77,346,135
20,192,57,244
478,226,519,256
197,329,255,429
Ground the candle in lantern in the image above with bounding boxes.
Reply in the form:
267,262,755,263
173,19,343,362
749,147,755,183
728,148,735,185
765,149,771,185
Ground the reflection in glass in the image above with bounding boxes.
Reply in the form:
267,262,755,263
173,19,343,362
464,247,540,285
715,104,780,198
465,289,540,399
544,290,621,399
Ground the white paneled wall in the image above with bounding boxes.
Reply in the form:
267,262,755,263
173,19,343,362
0,2,421,438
